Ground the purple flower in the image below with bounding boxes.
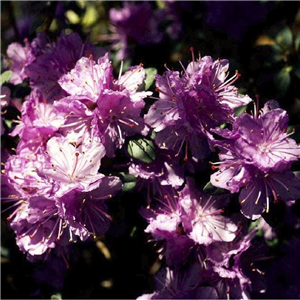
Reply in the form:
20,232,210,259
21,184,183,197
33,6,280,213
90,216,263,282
6,39,35,84
145,53,252,161
137,263,218,299
179,180,238,245
142,179,237,246
25,31,106,101
58,176,122,241
42,135,106,197
4,164,121,258
109,2,163,59
164,235,196,268
9,197,70,258
129,147,184,200
94,89,149,157
10,90,65,154
0,175,62,256
56,53,151,157
4,32,51,86
211,101,300,219
53,96,95,145
4,152,55,199
58,54,113,103
196,230,258,300
141,186,183,240
114,64,152,104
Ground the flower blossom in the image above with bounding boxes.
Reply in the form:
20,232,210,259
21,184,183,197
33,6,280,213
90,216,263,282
25,31,106,101
142,179,237,245
57,53,151,157
6,39,35,85
109,2,163,59
10,90,65,155
211,100,300,219
145,51,252,161
180,184,238,246
42,135,106,197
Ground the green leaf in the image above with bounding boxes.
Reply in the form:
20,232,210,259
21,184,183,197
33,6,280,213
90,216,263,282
156,1,166,9
150,130,156,140
65,10,80,24
4,120,13,129
82,4,98,27
1,71,13,85
274,67,292,95
127,138,156,163
144,68,157,91
275,27,293,50
295,30,300,52
203,181,229,195
51,294,62,300
294,171,300,179
130,226,137,238
269,44,285,63
234,104,248,117
119,172,136,192
1,246,9,259
266,238,279,248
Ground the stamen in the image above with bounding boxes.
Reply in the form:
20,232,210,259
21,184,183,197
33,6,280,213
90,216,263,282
71,152,80,178
184,141,189,162
118,118,135,128
118,58,124,80
214,70,241,93
155,87,176,101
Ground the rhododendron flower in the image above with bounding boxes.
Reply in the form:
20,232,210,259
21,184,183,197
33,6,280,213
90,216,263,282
142,179,237,245
109,2,163,59
129,148,184,197
6,39,35,84
5,152,55,199
10,198,66,257
57,53,151,157
179,180,238,245
145,52,252,161
94,89,149,157
25,31,106,101
58,176,122,241
11,90,65,154
58,54,113,103
205,228,259,299
137,263,218,299
211,100,300,219
142,186,182,240
42,135,106,197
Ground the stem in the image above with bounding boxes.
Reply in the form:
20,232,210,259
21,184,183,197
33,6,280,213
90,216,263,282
42,2,58,34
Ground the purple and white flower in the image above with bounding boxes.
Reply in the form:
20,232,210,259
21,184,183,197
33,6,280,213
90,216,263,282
145,52,252,161
211,100,300,219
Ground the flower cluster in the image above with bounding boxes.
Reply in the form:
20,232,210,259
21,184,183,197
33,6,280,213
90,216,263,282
2,32,154,259
145,51,252,161
2,25,300,299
